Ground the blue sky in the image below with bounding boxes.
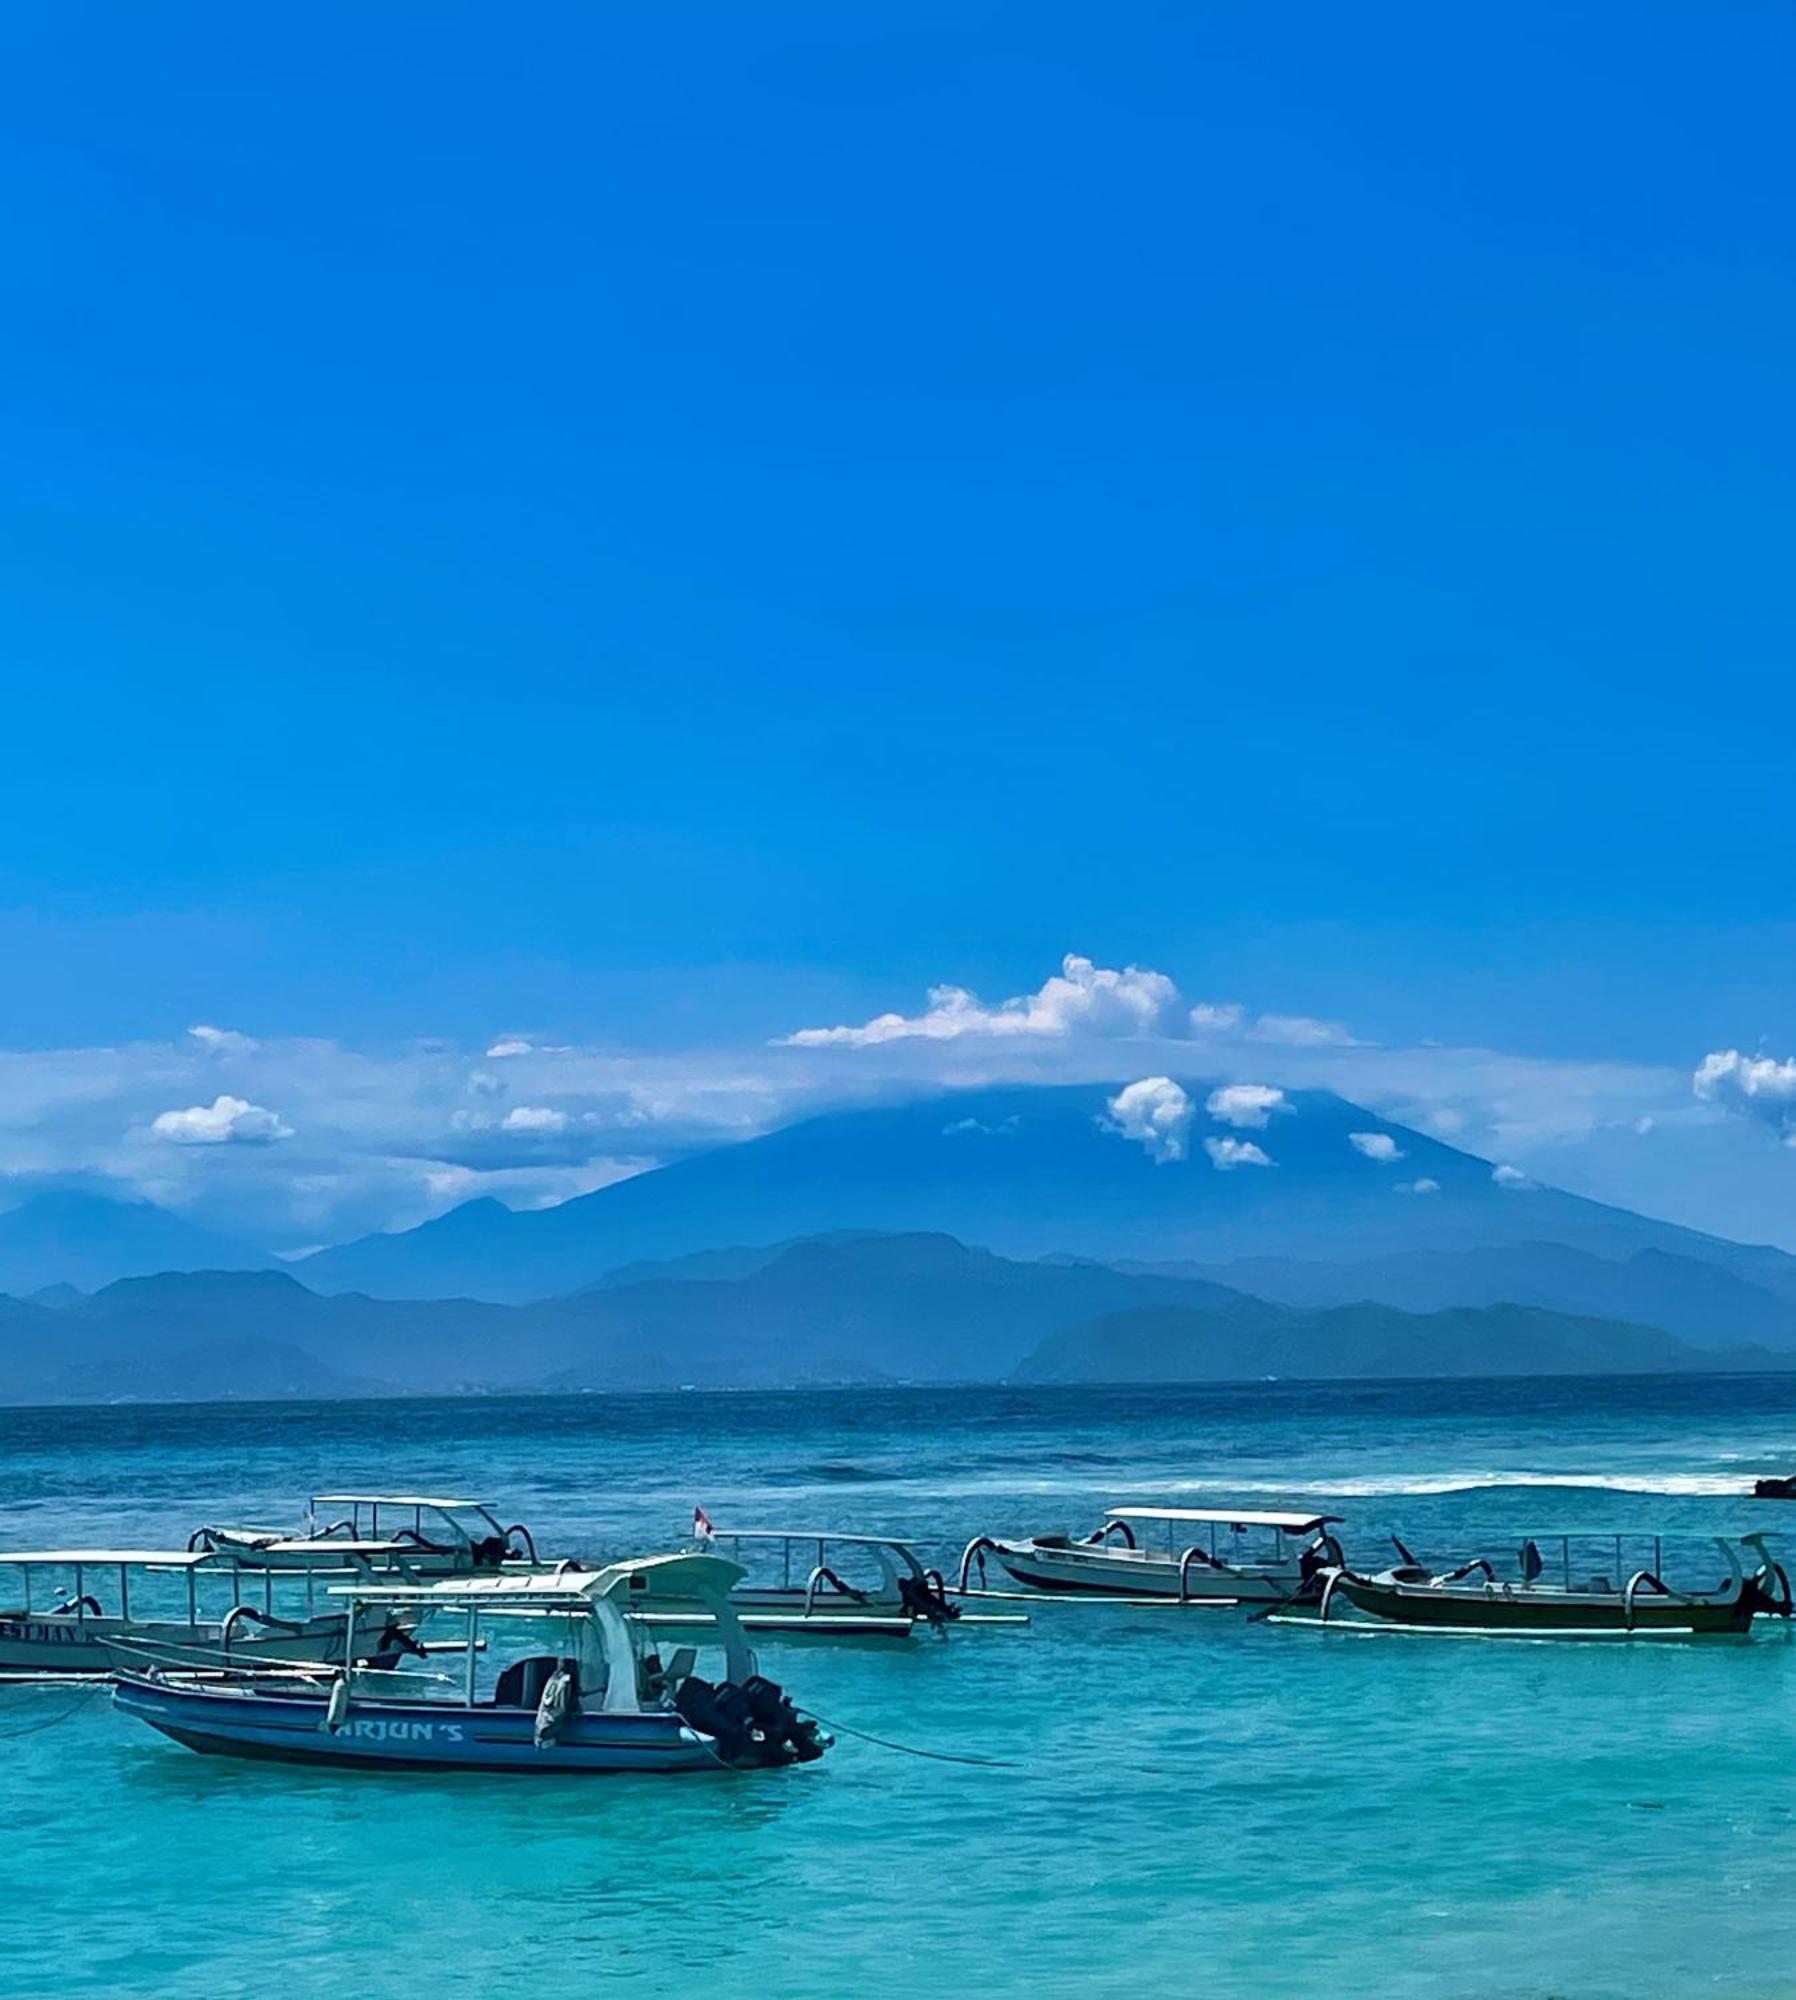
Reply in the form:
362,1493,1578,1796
4,5,1796,1246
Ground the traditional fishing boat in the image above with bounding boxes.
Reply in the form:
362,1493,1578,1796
112,1553,832,1774
960,1506,1344,1604
0,1548,414,1679
1285,1530,1791,1637
679,1517,1027,1638
190,1493,539,1575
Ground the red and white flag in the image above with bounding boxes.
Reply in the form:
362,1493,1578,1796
693,1506,715,1541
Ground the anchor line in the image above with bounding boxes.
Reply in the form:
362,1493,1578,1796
795,1707,1018,1768
0,1683,109,1739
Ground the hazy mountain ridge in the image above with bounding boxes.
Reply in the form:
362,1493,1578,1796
0,1231,1777,1405
1126,1242,1796,1354
1014,1300,1729,1385
0,1191,272,1296
293,1085,1796,1306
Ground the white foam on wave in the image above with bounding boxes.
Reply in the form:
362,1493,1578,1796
864,1467,1760,1505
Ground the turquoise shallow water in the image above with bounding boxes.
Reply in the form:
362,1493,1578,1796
4,1377,1796,2000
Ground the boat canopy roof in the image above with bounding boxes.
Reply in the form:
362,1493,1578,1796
330,1552,745,1610
312,1494,486,1510
1458,1526,1737,1544
1106,1507,1342,1532
0,1548,215,1568
700,1528,920,1550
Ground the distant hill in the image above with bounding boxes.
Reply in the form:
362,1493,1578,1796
1013,1301,1746,1384
1132,1241,1796,1352
295,1084,1796,1305
0,1231,1774,1404
0,1190,272,1295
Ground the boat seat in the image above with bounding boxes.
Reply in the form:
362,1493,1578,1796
494,1654,580,1709
1032,1534,1075,1550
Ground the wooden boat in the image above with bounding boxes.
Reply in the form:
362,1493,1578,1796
191,1493,539,1575
961,1506,1344,1604
673,1520,1027,1638
112,1554,831,1775
1286,1531,1791,1638
0,1548,413,1679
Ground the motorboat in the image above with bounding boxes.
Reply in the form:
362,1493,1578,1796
0,1548,415,1679
191,1493,539,1575
112,1553,832,1774
1283,1530,1792,1637
960,1506,1344,1604
679,1518,1028,1638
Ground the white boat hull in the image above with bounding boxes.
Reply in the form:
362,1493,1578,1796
989,1538,1300,1602
0,1609,401,1679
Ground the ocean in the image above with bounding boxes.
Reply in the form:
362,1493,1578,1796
3,1375,1794,2000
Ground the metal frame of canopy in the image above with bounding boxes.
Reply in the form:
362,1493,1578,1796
0,1550,216,1626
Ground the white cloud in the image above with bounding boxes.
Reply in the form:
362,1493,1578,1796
1204,1135,1273,1171
785,953,1183,1047
1396,1177,1441,1196
466,1070,506,1098
1188,1002,1245,1034
1348,1131,1403,1163
1247,1013,1359,1048
1694,1050,1796,1141
944,1115,1018,1136
485,1037,535,1059
501,1105,568,1135
1205,1084,1288,1130
1633,1115,1656,1136
1104,1077,1194,1163
188,1024,258,1055
151,1095,293,1145
1492,1163,1530,1188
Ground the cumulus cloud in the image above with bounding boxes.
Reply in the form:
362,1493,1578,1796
1188,1002,1246,1034
188,1025,258,1055
1694,1050,1796,1141
1396,1177,1441,1196
1104,1077,1195,1163
1205,1084,1288,1130
1492,1163,1530,1188
151,1095,293,1145
501,1105,568,1135
785,954,1183,1047
1204,1136,1273,1171
466,1070,506,1098
1348,1131,1403,1163
486,1037,535,1059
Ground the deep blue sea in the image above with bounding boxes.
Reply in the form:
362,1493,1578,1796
4,1377,1796,2000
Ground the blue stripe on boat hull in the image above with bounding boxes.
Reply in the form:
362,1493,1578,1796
115,1680,724,1773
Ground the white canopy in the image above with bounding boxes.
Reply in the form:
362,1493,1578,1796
313,1494,485,1510
0,1548,215,1568
1106,1508,1340,1532
329,1552,745,1609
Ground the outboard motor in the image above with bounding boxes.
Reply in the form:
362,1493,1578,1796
897,1571,961,1627
673,1673,831,1766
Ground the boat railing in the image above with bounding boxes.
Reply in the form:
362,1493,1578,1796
957,1537,998,1593
1176,1544,1228,1602
802,1565,874,1614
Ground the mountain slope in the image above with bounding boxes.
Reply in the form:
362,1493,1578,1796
1133,1242,1796,1353
1014,1301,1737,1384
297,1084,1796,1304
0,1191,272,1295
0,1232,1768,1404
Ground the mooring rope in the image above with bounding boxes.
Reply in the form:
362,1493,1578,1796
0,1683,109,1739
796,1706,1017,1768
